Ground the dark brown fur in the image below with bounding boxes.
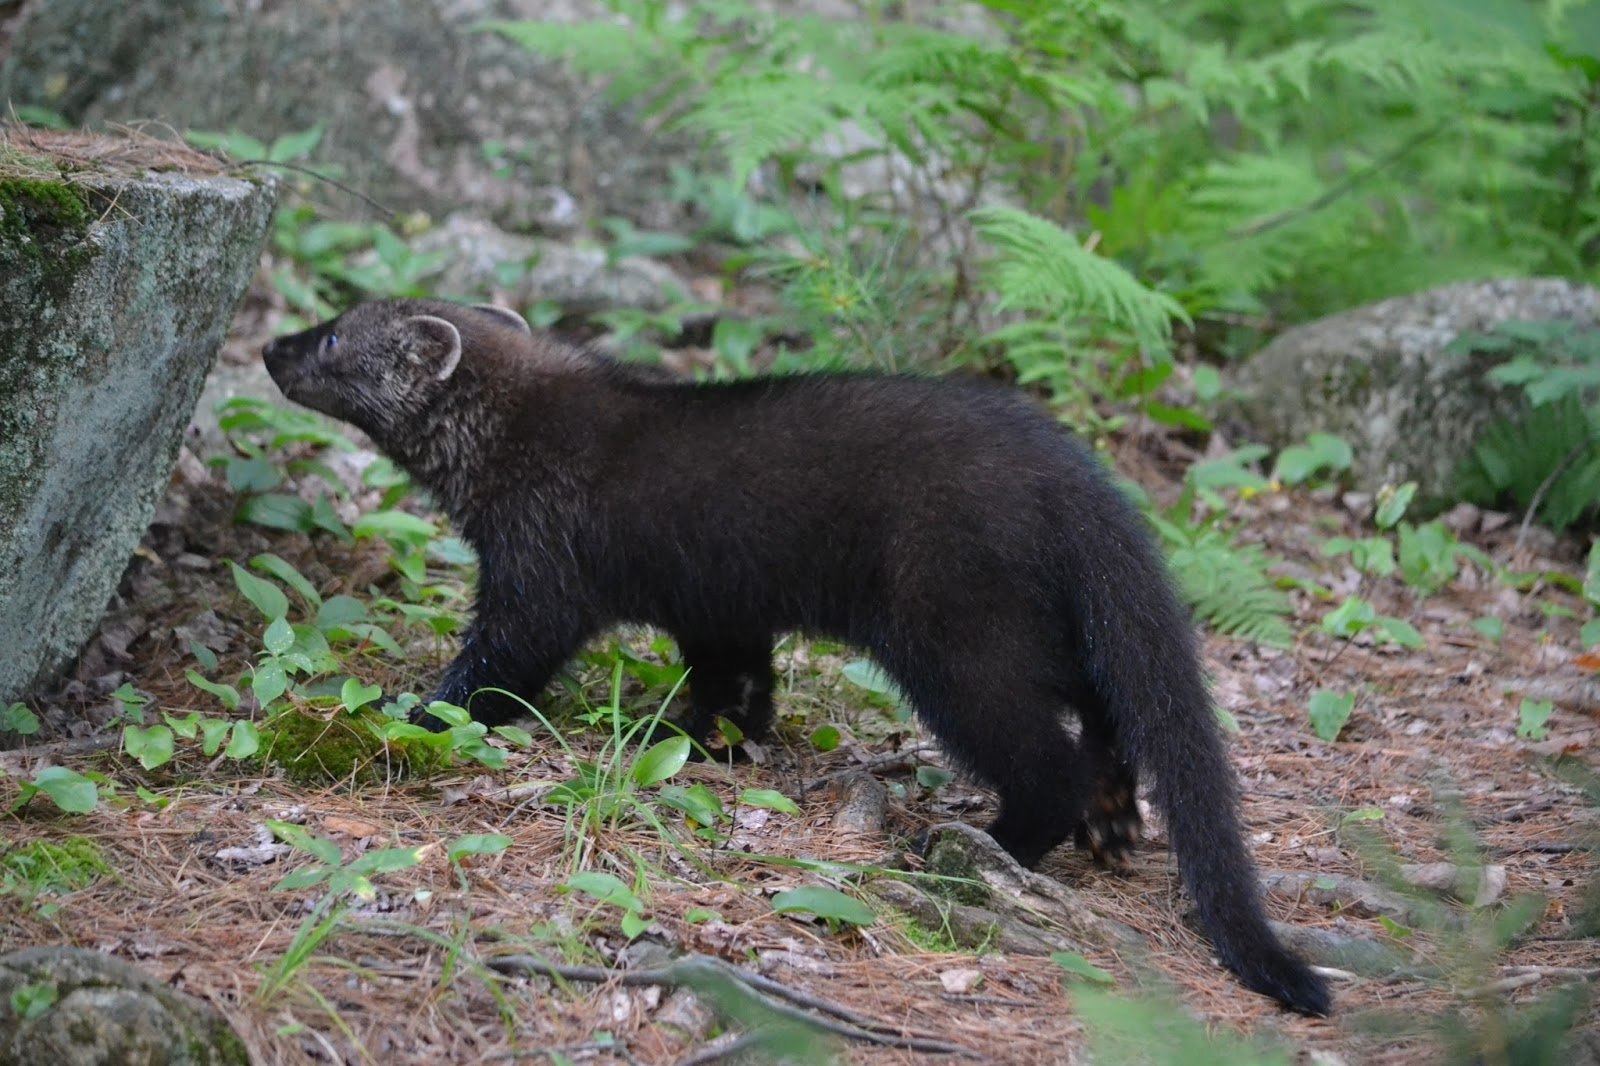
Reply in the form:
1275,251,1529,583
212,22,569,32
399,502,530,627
263,298,1330,1015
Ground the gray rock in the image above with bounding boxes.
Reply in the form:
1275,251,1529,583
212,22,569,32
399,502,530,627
1,0,692,232
1226,278,1600,498
0,136,274,704
0,946,248,1066
407,214,689,312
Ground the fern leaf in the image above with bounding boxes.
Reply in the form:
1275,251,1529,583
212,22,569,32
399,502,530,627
971,205,1187,353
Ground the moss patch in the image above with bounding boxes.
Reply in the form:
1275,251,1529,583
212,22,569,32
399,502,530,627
259,707,447,785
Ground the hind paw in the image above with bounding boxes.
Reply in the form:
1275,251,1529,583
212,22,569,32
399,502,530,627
1074,775,1142,868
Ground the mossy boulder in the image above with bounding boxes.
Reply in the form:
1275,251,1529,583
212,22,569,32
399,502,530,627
1225,278,1600,499
0,946,249,1066
0,129,275,704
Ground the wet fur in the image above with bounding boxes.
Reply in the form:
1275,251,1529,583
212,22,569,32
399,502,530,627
264,299,1330,1015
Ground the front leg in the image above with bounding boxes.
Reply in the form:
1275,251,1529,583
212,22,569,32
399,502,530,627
414,602,588,732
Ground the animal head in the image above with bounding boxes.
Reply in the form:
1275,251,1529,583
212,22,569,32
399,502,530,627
261,300,532,442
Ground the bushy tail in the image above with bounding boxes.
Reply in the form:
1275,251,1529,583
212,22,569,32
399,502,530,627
1080,559,1331,1016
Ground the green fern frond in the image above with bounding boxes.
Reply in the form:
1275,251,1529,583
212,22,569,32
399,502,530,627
1151,517,1295,648
971,205,1187,353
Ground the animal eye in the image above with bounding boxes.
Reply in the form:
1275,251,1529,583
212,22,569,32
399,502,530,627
319,333,339,354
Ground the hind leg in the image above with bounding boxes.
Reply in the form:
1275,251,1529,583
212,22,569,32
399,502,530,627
894,665,1090,868
1072,705,1143,867
675,635,776,748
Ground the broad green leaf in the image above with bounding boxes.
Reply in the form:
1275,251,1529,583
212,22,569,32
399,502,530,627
631,736,691,787
1308,689,1355,743
658,784,725,825
348,847,425,876
808,725,841,752
1050,951,1115,984
230,562,289,621
251,553,322,607
225,722,261,759
771,886,874,927
199,717,232,756
251,661,289,707
1374,482,1418,530
448,834,513,863
31,767,99,813
124,724,176,770
340,678,383,713
185,669,241,710
565,871,645,913
263,617,295,656
1517,698,1554,740
740,788,800,815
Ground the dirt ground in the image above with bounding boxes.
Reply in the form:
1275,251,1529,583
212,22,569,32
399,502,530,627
2,294,1597,1065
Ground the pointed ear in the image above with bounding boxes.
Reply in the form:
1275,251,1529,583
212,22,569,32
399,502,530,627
402,315,462,381
474,303,533,334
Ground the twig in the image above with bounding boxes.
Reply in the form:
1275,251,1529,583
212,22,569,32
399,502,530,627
1229,121,1449,241
487,952,981,1058
1500,965,1600,979
1514,436,1590,553
673,1032,765,1066
224,158,395,218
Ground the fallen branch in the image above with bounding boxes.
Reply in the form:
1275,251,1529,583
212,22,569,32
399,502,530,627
486,952,981,1059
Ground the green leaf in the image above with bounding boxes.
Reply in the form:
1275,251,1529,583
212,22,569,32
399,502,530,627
1050,951,1115,985
1373,616,1425,650
268,821,343,865
1341,808,1385,824
184,669,241,710
123,724,176,770
225,722,261,759
449,833,514,863
237,493,313,532
809,725,841,752
231,562,290,621
631,736,691,788
1307,689,1355,743
30,767,99,813
1374,482,1418,530
251,660,289,707
916,766,955,789
198,717,232,757
620,909,650,939
565,871,645,914
1377,915,1413,939
348,847,426,876
971,205,1187,353
1193,365,1222,402
493,725,534,748
1517,699,1554,740
267,123,325,162
251,553,322,608
658,784,725,825
316,595,368,630
1,702,40,735
771,886,874,928
263,617,295,656
340,678,383,713
841,659,899,695
10,981,58,1019
352,510,437,546
1323,597,1376,638
1581,618,1600,648
273,866,332,892
740,788,800,815
684,908,721,924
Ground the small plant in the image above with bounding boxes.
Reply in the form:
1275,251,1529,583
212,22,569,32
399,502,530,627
771,885,875,934
1453,321,1600,532
1308,689,1357,742
1516,698,1554,741
1272,432,1353,487
0,838,110,916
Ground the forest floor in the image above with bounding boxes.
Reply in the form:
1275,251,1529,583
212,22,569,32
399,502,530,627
3,288,1598,1065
